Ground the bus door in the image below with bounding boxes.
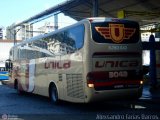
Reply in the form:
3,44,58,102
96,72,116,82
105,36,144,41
28,59,35,92
19,59,29,92
18,46,36,92
19,59,35,92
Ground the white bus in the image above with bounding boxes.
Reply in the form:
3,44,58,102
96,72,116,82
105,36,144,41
5,17,143,103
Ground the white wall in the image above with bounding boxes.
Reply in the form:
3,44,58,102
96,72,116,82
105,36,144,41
0,42,13,61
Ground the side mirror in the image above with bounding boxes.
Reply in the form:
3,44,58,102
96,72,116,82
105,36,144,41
5,59,13,72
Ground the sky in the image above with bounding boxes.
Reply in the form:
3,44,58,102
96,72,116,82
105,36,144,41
0,0,76,28
0,0,77,61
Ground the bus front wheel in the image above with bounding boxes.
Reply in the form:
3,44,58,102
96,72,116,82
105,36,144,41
14,80,23,95
49,83,59,104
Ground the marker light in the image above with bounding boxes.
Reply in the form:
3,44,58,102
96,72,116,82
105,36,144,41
140,81,143,85
88,83,94,88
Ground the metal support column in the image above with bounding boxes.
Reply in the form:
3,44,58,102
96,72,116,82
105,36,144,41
92,0,98,17
13,29,16,45
54,14,58,30
29,24,33,39
149,34,158,89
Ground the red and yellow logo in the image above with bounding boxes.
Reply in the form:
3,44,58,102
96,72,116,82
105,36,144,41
95,24,136,43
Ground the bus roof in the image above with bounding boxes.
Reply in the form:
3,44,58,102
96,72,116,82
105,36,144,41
11,17,138,49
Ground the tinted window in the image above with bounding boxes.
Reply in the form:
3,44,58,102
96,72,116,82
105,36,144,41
66,25,84,49
45,24,84,55
19,49,27,59
16,24,85,60
27,50,37,59
91,21,139,44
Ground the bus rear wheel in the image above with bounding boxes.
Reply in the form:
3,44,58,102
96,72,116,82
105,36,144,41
50,83,59,104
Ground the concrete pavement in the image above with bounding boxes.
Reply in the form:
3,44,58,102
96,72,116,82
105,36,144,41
140,83,160,103
1,81,160,103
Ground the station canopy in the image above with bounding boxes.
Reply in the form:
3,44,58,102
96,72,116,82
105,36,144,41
15,0,160,27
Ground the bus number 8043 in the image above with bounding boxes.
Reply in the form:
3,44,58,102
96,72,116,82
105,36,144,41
109,71,128,78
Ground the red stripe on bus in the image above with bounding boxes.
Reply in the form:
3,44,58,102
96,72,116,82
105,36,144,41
93,52,140,56
94,80,140,87
156,64,160,68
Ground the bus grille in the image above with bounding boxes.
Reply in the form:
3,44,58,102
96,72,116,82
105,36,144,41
66,74,84,99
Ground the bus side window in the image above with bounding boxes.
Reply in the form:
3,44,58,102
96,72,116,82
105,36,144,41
44,24,84,55
27,50,37,60
65,24,84,53
20,49,27,59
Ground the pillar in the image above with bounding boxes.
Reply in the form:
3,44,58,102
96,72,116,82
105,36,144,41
149,34,157,88
54,14,58,30
92,0,98,17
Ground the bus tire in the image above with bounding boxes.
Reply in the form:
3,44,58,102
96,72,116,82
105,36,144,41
49,83,59,104
14,80,23,95
14,80,18,89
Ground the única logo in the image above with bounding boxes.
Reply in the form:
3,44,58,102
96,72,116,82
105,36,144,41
95,24,136,43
